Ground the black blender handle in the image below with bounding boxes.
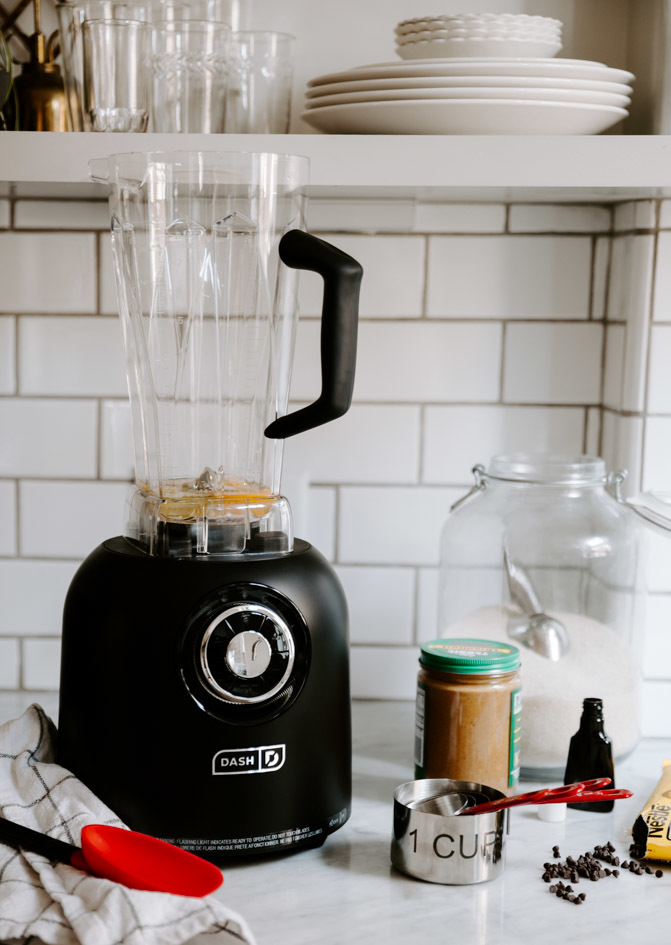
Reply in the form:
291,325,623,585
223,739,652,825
264,229,362,439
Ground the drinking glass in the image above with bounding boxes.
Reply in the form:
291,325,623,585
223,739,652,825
82,18,150,131
56,1,149,131
225,31,294,134
150,20,230,133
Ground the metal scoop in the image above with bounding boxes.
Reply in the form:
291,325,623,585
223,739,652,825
503,549,569,661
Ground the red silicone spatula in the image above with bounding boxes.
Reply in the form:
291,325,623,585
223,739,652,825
0,816,223,896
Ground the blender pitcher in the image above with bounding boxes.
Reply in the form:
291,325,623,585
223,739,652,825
57,151,363,858
94,150,358,557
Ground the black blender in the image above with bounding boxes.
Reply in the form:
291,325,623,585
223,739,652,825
57,151,362,858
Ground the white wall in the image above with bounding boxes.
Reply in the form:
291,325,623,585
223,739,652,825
0,193,670,736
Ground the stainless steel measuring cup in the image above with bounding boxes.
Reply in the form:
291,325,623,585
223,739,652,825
391,779,508,885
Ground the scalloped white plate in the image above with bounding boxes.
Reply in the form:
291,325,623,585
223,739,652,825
301,98,628,135
307,59,635,87
396,39,563,59
305,86,630,109
305,75,633,99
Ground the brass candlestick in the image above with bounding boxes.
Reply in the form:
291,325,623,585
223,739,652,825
13,0,67,130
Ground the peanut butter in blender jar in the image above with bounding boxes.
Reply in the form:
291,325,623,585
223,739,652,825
414,639,522,795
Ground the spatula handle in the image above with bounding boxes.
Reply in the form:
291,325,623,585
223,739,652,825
0,815,80,863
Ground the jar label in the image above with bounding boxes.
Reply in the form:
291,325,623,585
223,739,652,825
509,688,522,787
414,682,426,777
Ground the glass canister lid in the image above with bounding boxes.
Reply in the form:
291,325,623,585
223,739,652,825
420,639,520,674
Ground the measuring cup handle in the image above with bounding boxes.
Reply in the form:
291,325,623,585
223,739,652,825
265,230,363,439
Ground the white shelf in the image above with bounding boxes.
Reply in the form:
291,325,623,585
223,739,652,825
2,132,671,201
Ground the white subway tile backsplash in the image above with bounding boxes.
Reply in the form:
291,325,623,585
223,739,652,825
304,486,336,561
0,233,96,313
640,680,671,737
13,200,109,230
0,639,19,688
100,400,133,480
422,405,585,484
307,199,415,233
660,200,671,230
602,324,625,411
508,204,611,233
416,567,439,643
0,317,15,393
292,320,502,404
0,482,16,557
642,417,671,492
426,235,592,319
298,235,425,318
0,201,9,229
413,203,505,233
339,486,461,566
350,645,416,700
648,325,671,413
335,566,414,644
0,560,79,636
0,400,97,478
641,594,671,679
609,235,654,333
591,236,610,320
585,407,601,457
19,481,129,558
283,404,420,485
22,638,61,690
100,235,117,316
600,413,644,494
613,201,656,232
502,322,603,405
652,232,671,321
19,316,126,396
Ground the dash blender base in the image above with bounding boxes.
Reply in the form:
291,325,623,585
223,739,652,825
57,152,363,858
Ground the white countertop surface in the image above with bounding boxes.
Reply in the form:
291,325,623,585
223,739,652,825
1,694,669,945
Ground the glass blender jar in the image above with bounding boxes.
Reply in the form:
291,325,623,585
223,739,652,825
437,453,643,779
57,151,363,857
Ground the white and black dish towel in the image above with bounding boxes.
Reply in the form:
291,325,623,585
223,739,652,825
0,704,256,945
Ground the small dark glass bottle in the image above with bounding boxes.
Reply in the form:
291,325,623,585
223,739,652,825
564,698,615,812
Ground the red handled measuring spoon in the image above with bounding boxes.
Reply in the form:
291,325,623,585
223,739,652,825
460,778,630,816
0,816,223,896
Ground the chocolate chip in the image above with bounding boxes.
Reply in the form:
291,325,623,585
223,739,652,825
645,866,653,874
655,870,663,878
613,870,620,878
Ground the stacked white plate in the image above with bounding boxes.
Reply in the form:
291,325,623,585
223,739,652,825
302,57,635,135
395,13,563,59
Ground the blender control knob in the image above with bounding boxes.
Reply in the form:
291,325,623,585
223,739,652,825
226,631,272,678
198,603,296,705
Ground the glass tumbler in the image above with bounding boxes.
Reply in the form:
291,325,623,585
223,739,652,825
225,31,294,134
150,19,231,133
56,1,149,131
81,18,150,131
82,18,150,131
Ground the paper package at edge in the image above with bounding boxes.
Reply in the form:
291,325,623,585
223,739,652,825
631,760,671,860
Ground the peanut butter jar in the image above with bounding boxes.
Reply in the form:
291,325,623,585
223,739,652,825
414,639,522,795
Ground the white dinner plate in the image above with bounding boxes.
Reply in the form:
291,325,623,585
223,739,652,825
301,99,628,135
306,75,633,98
305,87,630,110
308,58,635,87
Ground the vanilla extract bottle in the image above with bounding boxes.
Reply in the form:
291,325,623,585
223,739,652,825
564,698,615,812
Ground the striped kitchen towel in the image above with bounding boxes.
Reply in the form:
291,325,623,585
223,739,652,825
0,704,256,945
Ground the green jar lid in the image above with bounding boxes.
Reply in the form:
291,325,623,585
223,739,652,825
420,638,520,674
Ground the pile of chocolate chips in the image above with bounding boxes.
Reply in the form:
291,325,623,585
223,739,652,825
541,842,663,904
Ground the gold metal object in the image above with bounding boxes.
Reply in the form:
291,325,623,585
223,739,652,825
12,0,67,130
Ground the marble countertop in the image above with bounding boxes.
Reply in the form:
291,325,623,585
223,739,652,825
1,694,669,945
